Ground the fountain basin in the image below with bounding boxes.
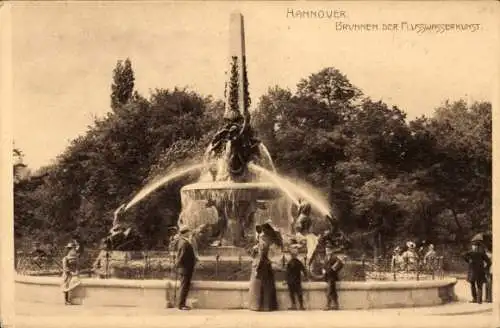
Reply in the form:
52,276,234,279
181,182,282,201
15,274,457,310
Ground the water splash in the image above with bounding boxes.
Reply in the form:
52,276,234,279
248,164,331,217
257,144,276,172
248,164,300,206
124,163,210,211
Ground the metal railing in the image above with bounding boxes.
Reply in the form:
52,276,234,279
361,256,446,281
15,249,462,282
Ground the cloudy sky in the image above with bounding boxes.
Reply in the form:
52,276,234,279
9,1,498,170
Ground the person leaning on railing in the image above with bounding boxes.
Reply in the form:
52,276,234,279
391,246,403,273
423,244,437,273
402,242,418,272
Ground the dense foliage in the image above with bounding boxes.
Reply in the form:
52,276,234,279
253,68,491,255
14,63,491,256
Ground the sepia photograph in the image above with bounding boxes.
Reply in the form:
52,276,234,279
1,1,499,327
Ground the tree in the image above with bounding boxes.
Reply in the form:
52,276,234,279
15,60,492,256
296,67,362,110
409,100,492,244
16,84,224,250
111,58,135,112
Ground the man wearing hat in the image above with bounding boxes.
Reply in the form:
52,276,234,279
61,241,81,305
322,241,344,310
463,242,491,304
175,225,197,310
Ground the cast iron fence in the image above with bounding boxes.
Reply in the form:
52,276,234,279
15,248,466,281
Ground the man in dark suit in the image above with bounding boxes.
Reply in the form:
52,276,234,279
322,242,344,310
175,225,197,310
463,243,491,304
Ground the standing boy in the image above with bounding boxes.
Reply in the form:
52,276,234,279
285,244,308,310
322,242,344,310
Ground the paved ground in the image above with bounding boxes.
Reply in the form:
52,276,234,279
10,279,498,328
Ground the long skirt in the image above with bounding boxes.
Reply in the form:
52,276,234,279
61,272,81,293
248,261,278,311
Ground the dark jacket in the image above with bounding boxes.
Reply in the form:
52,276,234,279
286,257,307,285
176,237,196,275
323,254,343,282
463,250,491,282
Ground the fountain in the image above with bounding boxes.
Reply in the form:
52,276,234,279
15,11,457,310
179,12,287,251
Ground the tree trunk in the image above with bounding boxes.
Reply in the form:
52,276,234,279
451,208,464,243
378,231,383,259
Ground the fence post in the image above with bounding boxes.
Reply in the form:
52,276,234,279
431,258,435,280
105,251,110,279
172,254,177,280
215,252,220,279
416,259,420,281
361,255,366,281
144,252,149,279
393,258,396,281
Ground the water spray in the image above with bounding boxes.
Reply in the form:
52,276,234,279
124,162,211,211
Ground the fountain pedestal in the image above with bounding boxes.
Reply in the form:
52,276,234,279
180,182,283,248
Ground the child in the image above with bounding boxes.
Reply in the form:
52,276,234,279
61,242,81,305
322,242,343,310
285,243,308,310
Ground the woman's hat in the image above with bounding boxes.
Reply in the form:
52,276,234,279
179,225,190,234
66,249,78,259
167,226,179,233
260,220,279,235
65,242,76,248
406,241,416,249
258,220,282,246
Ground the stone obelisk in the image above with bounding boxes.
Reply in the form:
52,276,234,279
224,11,250,122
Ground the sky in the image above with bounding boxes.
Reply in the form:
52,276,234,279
9,1,499,170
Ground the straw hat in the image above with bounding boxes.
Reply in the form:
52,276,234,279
65,242,76,249
406,241,416,249
179,225,191,234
